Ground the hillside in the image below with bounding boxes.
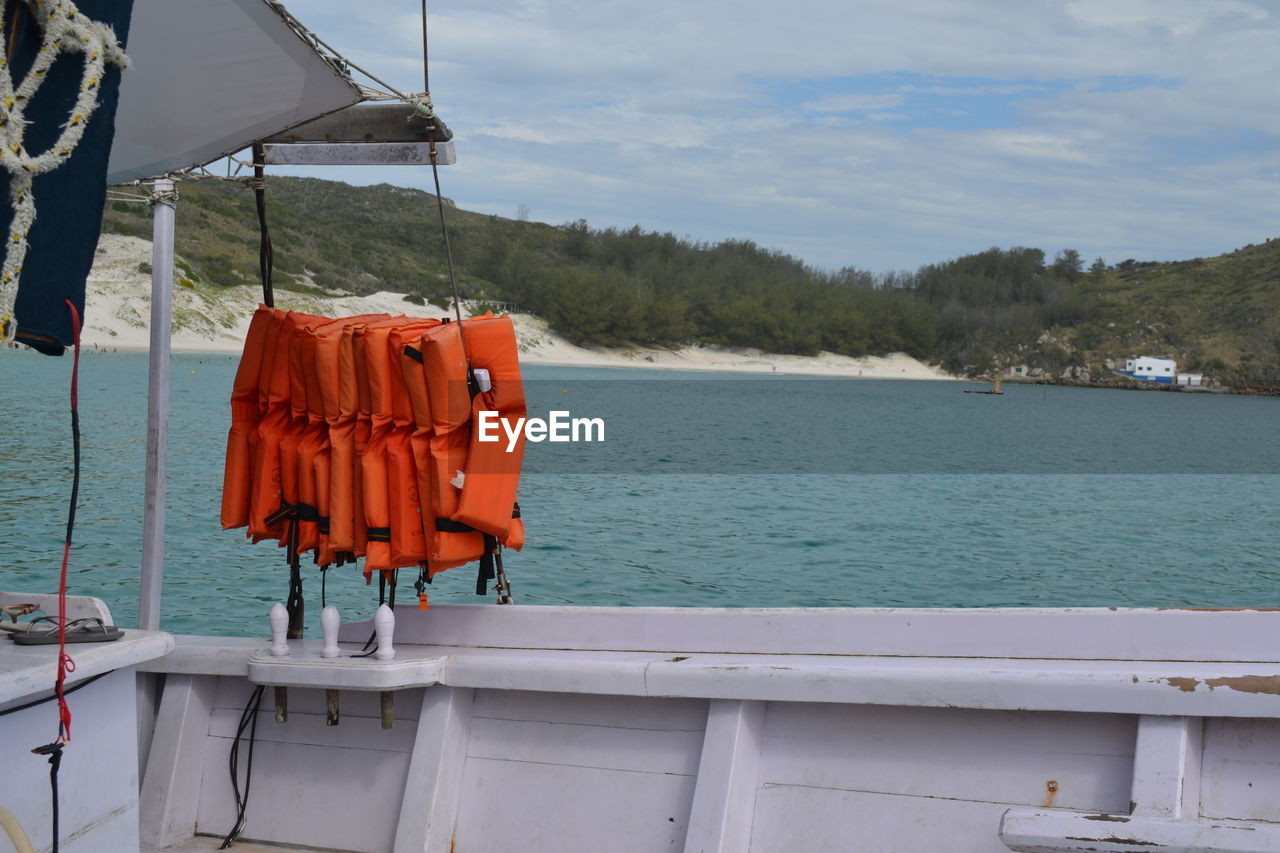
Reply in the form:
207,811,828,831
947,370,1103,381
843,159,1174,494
102,177,550,305
100,177,1280,392
1069,243,1280,391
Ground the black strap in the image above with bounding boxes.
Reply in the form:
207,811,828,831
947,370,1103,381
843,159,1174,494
294,503,320,523
437,504,521,534
263,502,296,527
366,526,391,543
285,521,304,639
402,344,423,363
476,534,497,595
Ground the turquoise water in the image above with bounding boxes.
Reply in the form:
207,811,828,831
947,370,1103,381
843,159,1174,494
1,350,1277,635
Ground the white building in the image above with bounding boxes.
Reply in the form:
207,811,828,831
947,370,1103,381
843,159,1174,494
1123,355,1176,384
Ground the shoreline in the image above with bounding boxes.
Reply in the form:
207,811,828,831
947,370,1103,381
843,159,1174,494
74,336,956,381
78,233,955,382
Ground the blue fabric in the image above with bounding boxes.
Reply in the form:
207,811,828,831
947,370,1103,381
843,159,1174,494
1,0,134,355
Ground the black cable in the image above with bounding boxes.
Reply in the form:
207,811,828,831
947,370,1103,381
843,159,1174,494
251,142,274,308
28,742,63,852
420,0,429,95
220,685,265,849
0,671,110,719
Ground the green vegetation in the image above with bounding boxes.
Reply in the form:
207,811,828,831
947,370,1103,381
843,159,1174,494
101,176,1280,392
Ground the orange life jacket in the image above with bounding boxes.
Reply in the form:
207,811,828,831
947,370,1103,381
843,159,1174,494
355,318,438,575
453,313,527,546
415,314,526,568
312,313,388,564
247,308,299,544
221,305,274,530
223,308,527,591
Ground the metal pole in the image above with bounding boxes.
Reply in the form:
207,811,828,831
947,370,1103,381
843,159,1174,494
138,178,175,631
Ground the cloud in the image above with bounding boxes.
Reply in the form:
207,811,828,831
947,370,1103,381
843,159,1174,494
275,0,1280,272
802,94,904,113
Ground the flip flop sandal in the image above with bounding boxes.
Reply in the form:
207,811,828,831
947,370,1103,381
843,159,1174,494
9,616,124,645
0,604,44,633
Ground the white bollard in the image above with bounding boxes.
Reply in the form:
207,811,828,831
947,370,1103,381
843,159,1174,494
321,605,340,659
269,603,289,656
374,604,395,661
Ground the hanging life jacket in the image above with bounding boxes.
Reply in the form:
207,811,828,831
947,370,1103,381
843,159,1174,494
413,314,526,568
221,305,275,530
222,308,528,589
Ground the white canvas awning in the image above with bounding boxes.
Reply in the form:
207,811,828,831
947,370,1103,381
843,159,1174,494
106,0,365,184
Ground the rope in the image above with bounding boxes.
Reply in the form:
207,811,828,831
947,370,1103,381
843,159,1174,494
52,298,82,743
0,0,128,344
428,134,464,329
28,298,83,853
146,182,178,210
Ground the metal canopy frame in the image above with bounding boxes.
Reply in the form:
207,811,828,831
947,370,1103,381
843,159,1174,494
134,6,455,630
262,103,456,166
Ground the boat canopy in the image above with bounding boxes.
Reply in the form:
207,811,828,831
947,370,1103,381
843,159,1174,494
106,0,365,184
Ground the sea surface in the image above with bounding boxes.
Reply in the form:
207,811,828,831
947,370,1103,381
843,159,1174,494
1,350,1277,635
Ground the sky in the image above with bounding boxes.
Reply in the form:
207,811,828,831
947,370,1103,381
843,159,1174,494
277,0,1280,274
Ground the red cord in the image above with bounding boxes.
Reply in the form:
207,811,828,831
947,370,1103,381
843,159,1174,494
54,299,82,743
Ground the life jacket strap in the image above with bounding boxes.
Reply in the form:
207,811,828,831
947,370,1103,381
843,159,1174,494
294,503,320,523
263,502,296,527
366,526,391,543
437,503,521,534
476,534,497,595
265,502,320,525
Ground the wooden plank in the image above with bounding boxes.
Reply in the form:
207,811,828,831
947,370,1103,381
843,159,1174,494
466,716,704,775
1000,808,1280,852
260,103,451,143
752,784,1012,853
340,604,1280,663
195,736,410,853
214,676,424,720
760,704,1135,812
153,640,1280,718
1130,716,1203,818
684,700,765,853
139,674,216,848
472,688,707,732
208,704,417,752
393,687,475,853
262,141,456,167
453,758,696,853
1200,718,1280,822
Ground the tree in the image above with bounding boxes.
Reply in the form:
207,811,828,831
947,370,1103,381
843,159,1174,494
1089,257,1107,278
1052,249,1083,282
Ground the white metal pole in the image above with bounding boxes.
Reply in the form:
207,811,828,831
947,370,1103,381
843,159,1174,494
138,178,175,631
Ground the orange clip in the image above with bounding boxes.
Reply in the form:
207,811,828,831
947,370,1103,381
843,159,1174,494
418,593,429,611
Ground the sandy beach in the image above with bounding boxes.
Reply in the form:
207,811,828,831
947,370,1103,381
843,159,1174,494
80,234,953,380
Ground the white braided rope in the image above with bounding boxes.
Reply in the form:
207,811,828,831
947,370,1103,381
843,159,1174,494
0,0,128,344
